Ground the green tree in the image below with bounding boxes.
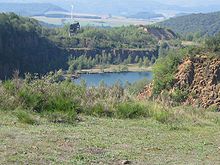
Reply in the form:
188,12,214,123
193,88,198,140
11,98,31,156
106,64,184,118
138,58,143,68
143,57,150,67
134,56,139,63
127,55,132,64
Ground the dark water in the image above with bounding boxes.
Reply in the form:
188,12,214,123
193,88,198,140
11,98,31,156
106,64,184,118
75,71,153,87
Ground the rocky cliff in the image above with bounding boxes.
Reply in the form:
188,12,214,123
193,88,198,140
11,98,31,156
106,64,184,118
139,26,177,40
174,56,220,108
139,56,220,108
68,48,158,62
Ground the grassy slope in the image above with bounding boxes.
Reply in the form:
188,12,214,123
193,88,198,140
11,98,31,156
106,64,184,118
1,111,220,164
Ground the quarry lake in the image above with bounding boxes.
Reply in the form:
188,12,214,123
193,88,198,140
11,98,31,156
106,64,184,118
75,71,153,87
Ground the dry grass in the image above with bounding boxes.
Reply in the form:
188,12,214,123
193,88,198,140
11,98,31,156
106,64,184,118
0,109,220,165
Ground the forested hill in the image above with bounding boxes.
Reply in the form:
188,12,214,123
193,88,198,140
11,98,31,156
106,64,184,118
157,11,220,37
0,13,68,79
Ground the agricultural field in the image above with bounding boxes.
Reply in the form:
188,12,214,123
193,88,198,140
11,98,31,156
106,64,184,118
32,15,157,27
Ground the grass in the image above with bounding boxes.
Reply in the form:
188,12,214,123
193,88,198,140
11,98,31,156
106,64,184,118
1,110,220,164
14,109,37,125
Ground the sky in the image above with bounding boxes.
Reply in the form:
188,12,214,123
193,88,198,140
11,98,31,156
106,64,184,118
1,0,220,6
0,0,220,15
161,0,220,6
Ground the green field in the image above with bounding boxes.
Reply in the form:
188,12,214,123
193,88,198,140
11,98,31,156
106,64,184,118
1,110,220,164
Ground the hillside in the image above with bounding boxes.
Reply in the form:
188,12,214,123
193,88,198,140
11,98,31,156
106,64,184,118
52,25,177,49
0,3,67,16
158,11,220,36
0,13,68,79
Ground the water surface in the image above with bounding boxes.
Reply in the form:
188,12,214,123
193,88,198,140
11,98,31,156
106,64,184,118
75,71,153,87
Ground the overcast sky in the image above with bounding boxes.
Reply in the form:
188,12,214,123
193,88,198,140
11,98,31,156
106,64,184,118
161,0,220,6
0,0,220,14
1,0,220,6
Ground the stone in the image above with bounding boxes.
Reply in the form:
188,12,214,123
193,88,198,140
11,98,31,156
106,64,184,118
121,160,132,165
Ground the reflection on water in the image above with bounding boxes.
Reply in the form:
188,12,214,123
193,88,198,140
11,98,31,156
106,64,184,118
74,71,153,87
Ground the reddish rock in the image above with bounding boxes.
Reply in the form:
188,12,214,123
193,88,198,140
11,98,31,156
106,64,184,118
139,56,220,108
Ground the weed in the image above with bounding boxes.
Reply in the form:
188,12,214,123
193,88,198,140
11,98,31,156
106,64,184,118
47,110,76,124
15,109,36,125
116,102,149,119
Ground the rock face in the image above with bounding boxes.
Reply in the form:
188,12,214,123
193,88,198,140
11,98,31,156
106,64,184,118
139,26,177,40
68,48,159,62
175,57,220,108
139,56,220,108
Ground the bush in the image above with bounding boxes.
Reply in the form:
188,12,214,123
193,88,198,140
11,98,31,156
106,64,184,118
3,80,16,94
18,88,45,112
153,110,170,124
153,49,188,94
83,103,113,117
125,78,150,95
15,109,37,125
170,89,189,103
47,110,77,124
116,102,149,119
0,85,17,111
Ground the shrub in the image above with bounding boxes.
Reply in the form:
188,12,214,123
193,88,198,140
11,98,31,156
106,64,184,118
46,96,77,113
170,89,189,103
153,49,187,94
47,110,77,124
125,78,150,95
15,109,36,125
0,87,14,111
2,80,16,94
153,110,170,124
116,102,149,119
18,88,45,112
84,103,105,116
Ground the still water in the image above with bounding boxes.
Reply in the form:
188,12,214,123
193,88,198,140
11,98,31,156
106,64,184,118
75,71,153,87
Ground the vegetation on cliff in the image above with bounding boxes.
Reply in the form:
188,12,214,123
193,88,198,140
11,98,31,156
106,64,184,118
51,25,159,50
150,35,220,108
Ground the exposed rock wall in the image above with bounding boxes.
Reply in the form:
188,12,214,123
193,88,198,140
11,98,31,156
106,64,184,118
139,56,220,108
174,56,220,108
139,26,177,40
68,48,159,62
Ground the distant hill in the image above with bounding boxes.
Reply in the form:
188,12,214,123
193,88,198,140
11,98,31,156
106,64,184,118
127,12,164,20
157,11,220,36
0,3,67,16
